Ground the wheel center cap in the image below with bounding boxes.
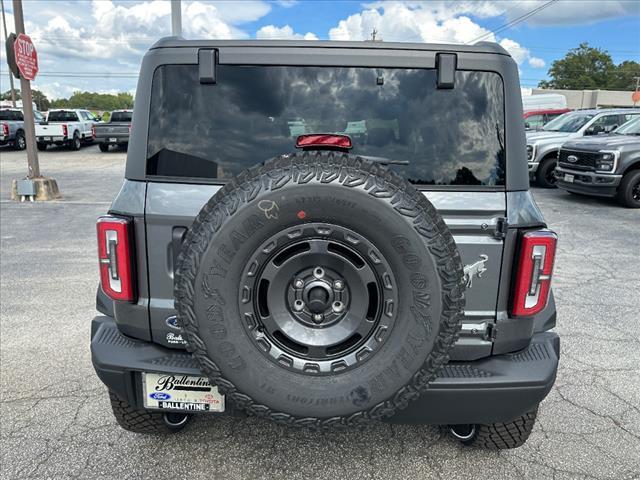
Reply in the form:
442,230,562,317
307,286,329,314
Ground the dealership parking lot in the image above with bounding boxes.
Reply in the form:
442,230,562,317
1,146,639,479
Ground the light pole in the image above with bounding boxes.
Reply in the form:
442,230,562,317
171,0,182,37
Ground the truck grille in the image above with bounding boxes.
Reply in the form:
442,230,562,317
558,149,598,171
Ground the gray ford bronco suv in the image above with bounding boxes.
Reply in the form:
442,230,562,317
91,38,560,449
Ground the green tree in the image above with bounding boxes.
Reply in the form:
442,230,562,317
539,43,615,89
50,91,133,110
611,60,640,90
539,43,640,91
1,89,50,110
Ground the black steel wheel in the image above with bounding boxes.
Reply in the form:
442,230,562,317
175,151,465,428
239,223,397,375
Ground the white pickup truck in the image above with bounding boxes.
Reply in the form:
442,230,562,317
35,109,100,150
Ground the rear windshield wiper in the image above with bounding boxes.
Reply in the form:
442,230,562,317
360,155,409,166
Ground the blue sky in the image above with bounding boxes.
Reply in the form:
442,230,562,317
1,0,639,99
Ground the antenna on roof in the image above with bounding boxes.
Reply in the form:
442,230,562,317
370,28,382,42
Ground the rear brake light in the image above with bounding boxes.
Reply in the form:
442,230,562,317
97,216,135,302
1,123,8,137
91,125,96,138
62,124,68,137
511,230,557,317
296,134,352,150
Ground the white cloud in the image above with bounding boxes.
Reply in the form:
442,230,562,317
256,25,318,40
503,0,639,26
528,57,546,69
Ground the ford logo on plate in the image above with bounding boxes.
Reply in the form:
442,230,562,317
567,155,578,163
165,316,180,330
149,392,171,401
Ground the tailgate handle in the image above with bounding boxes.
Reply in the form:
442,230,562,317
171,227,188,278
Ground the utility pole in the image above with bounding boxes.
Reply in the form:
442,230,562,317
1,0,17,106
171,0,182,36
371,28,377,41
12,0,39,177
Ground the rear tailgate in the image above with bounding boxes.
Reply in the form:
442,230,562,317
96,123,130,138
145,183,505,359
35,123,66,137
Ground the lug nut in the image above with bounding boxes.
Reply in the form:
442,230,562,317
313,267,325,279
294,279,305,289
332,301,344,313
293,300,305,312
312,313,323,323
333,280,344,290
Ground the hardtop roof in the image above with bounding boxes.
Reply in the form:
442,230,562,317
150,37,510,56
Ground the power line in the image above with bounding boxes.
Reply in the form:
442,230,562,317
468,0,559,44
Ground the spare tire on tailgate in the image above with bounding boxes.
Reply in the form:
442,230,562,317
175,151,465,428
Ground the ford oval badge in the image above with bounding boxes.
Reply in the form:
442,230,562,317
165,316,180,330
149,392,171,401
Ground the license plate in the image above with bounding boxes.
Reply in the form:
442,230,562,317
564,174,574,183
142,372,224,412
45,136,52,141
109,137,117,142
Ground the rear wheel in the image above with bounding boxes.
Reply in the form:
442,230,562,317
108,390,191,434
449,408,538,449
14,130,26,150
99,143,109,152
70,133,81,151
536,157,557,188
617,170,640,208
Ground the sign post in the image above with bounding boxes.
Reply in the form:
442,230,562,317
9,0,59,201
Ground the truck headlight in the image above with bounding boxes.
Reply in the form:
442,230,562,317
526,144,535,161
596,150,620,173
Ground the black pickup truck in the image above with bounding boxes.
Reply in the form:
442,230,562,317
91,38,560,449
95,110,132,152
556,116,640,207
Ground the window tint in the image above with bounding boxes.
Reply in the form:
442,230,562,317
48,111,79,122
543,112,594,132
111,111,132,122
147,65,505,186
0,110,22,120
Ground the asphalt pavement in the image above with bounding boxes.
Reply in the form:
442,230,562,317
1,145,639,479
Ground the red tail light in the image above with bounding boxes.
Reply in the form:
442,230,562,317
91,125,96,138
97,216,135,302
296,134,352,150
1,123,8,137
62,124,68,137
511,230,557,317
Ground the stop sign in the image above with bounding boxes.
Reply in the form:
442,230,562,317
13,33,38,81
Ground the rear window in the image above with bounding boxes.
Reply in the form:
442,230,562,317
147,65,505,186
0,110,23,121
48,111,79,122
111,111,132,122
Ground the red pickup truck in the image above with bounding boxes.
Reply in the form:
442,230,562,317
524,108,571,131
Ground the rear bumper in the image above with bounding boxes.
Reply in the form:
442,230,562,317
555,166,621,197
91,316,560,425
37,136,66,143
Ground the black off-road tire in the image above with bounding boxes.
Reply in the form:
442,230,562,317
450,408,538,450
108,390,191,434
14,130,26,150
99,142,110,152
175,151,465,430
36,142,47,151
536,157,558,188
617,170,640,208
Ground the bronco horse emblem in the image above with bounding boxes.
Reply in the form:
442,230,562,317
463,254,489,288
